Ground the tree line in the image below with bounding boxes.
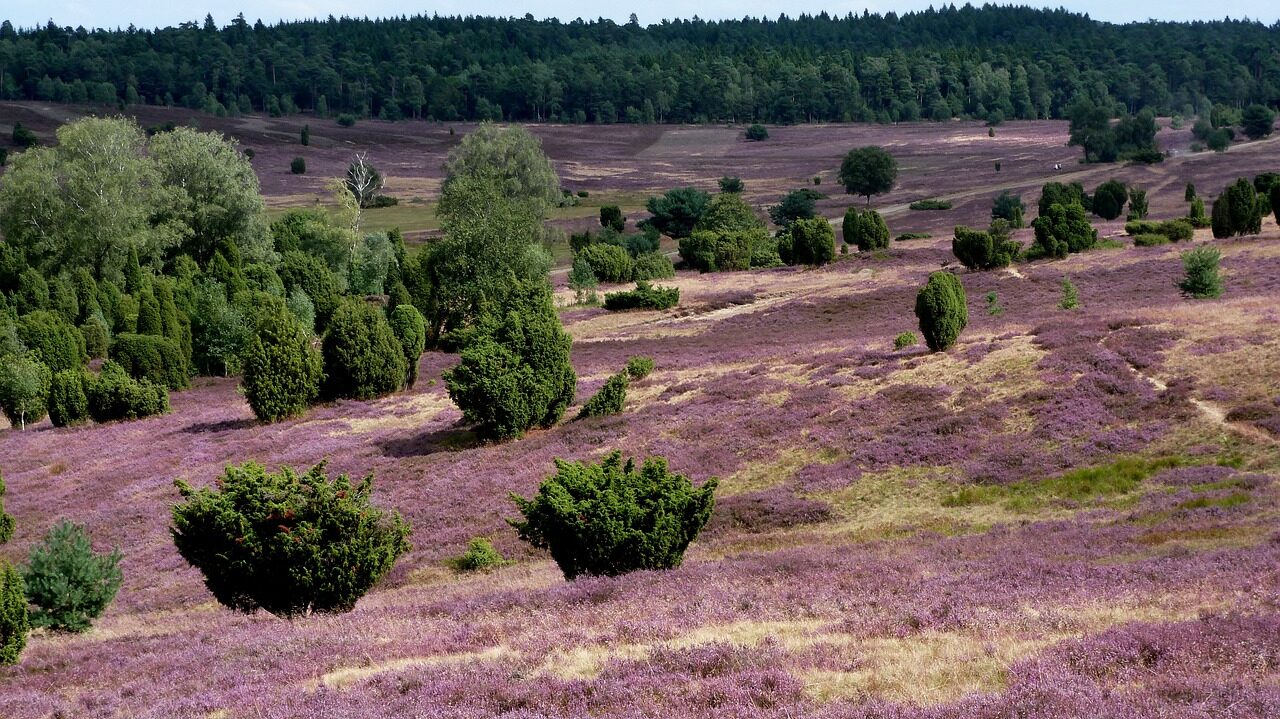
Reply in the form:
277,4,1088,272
0,5,1277,124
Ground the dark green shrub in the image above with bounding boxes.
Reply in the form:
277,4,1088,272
784,217,836,266
768,189,821,228
1126,188,1149,220
578,372,628,418
136,286,162,336
444,284,576,441
625,356,655,380
1060,276,1080,309
645,187,710,239
679,229,761,272
893,331,918,350
844,209,890,252
895,232,931,242
0,562,27,665
16,268,50,315
171,461,411,616
1185,183,1197,201
909,198,952,211
241,306,322,422
718,176,744,193
991,191,1025,227
1158,219,1194,241
79,316,110,359
577,243,634,284
279,251,342,329
18,311,84,372
47,370,89,428
336,113,356,127
603,281,680,311
85,361,169,423
1180,246,1223,299
745,123,769,141
1188,196,1210,228
1212,178,1263,238
447,537,507,572
11,122,38,148
951,225,1019,270
631,252,676,280
509,451,717,579
290,157,306,174
48,276,79,325
0,356,51,430
1132,233,1169,247
109,333,188,390
22,521,122,632
388,305,426,388
322,299,407,400
1092,180,1128,220
1037,182,1088,217
915,271,968,352
599,205,625,232
0,472,13,544
1032,202,1097,258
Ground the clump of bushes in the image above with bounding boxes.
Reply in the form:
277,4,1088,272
321,299,406,400
1179,246,1224,299
241,306,323,422
745,123,769,141
603,281,680,311
1031,202,1097,258
509,452,717,580
991,192,1025,227
47,369,89,427
843,208,890,251
171,461,411,616
1132,233,1169,247
631,252,676,280
578,372,628,419
22,521,122,632
576,243,634,284
915,271,967,352
599,205,625,233
951,222,1020,270
85,361,170,423
1211,178,1263,238
1124,219,1193,242
893,331,918,350
1188,197,1210,228
447,538,507,572
909,199,952,211
780,217,836,266
109,333,188,390
445,284,576,441
18,311,84,372
895,232,931,242
625,356,655,380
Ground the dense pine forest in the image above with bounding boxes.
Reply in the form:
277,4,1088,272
0,5,1277,124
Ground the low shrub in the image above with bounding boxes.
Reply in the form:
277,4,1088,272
893,331,918,350
577,243,634,284
625,356,655,380
85,361,169,423
895,232,931,241
1060,276,1080,310
447,538,507,572
109,333,188,390
22,521,122,632
578,372,628,418
951,225,1019,270
782,217,837,266
290,157,306,174
0,473,12,544
603,281,680,311
1132,233,1169,247
1125,219,1193,241
335,113,356,127
909,198,952,211
631,252,676,280
1180,245,1223,299
745,123,769,141
172,461,411,616
47,370,89,428
509,452,717,579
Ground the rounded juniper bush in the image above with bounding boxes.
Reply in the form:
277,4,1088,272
387,304,427,388
578,371,628,418
321,298,407,400
241,305,323,422
915,271,968,352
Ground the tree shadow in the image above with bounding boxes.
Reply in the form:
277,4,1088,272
378,425,479,458
181,417,258,434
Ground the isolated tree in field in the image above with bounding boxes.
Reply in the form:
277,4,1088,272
991,191,1025,227
300,124,310,146
1211,178,1263,238
838,146,897,205
1092,180,1128,220
1180,246,1223,299
322,299,406,400
387,304,426,387
22,521,122,632
915,271,968,352
444,283,576,441
241,305,323,422
442,122,561,216
1067,97,1115,162
1032,202,1097,258
172,461,411,617
510,451,717,580
0,561,26,665
745,123,769,141
11,122,37,148
782,217,836,266
599,205,625,233
718,176,744,193
344,152,385,208
0,356,52,430
645,187,711,238
1241,104,1276,140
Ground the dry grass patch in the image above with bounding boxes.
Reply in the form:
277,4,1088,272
719,446,843,496
315,646,517,690
335,391,457,434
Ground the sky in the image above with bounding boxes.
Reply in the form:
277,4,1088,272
2,0,1276,31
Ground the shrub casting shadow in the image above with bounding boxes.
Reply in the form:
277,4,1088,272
181,418,258,434
379,425,479,458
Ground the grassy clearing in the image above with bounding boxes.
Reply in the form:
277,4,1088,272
940,456,1189,511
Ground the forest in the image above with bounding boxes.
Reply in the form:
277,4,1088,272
0,5,1277,124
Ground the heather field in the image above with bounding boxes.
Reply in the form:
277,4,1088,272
2,109,1280,718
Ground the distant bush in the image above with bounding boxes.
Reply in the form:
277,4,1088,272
951,224,1019,270
577,190,590,198
0,356,52,430
909,198,952,211
11,122,38,149
645,187,710,239
321,299,406,400
241,306,323,423
1060,276,1080,310
782,217,836,266
745,123,769,141
109,333,188,390
1126,187,1149,220
445,284,575,441
17,311,84,372
915,271,967,352
510,452,717,579
893,331,918,350
365,194,398,208
895,232,931,241
47,370,89,428
599,205,625,233
290,157,306,174
1180,246,1223,299
388,305,426,388
447,538,507,572
631,252,675,280
1037,182,1089,217
1188,196,1210,228
22,521,122,632
172,461,411,617
1211,178,1263,238
1032,202,1097,258
625,356,655,380
603,281,680,311
0,561,27,665
1124,219,1193,242
991,191,1025,227
718,176,744,193
1092,180,1128,220
578,372,629,418
1132,233,1169,247
1185,183,1197,201
85,361,168,423
577,243,634,284
844,208,889,251
336,113,356,127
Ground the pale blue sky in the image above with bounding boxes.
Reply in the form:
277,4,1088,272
2,1,1276,31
